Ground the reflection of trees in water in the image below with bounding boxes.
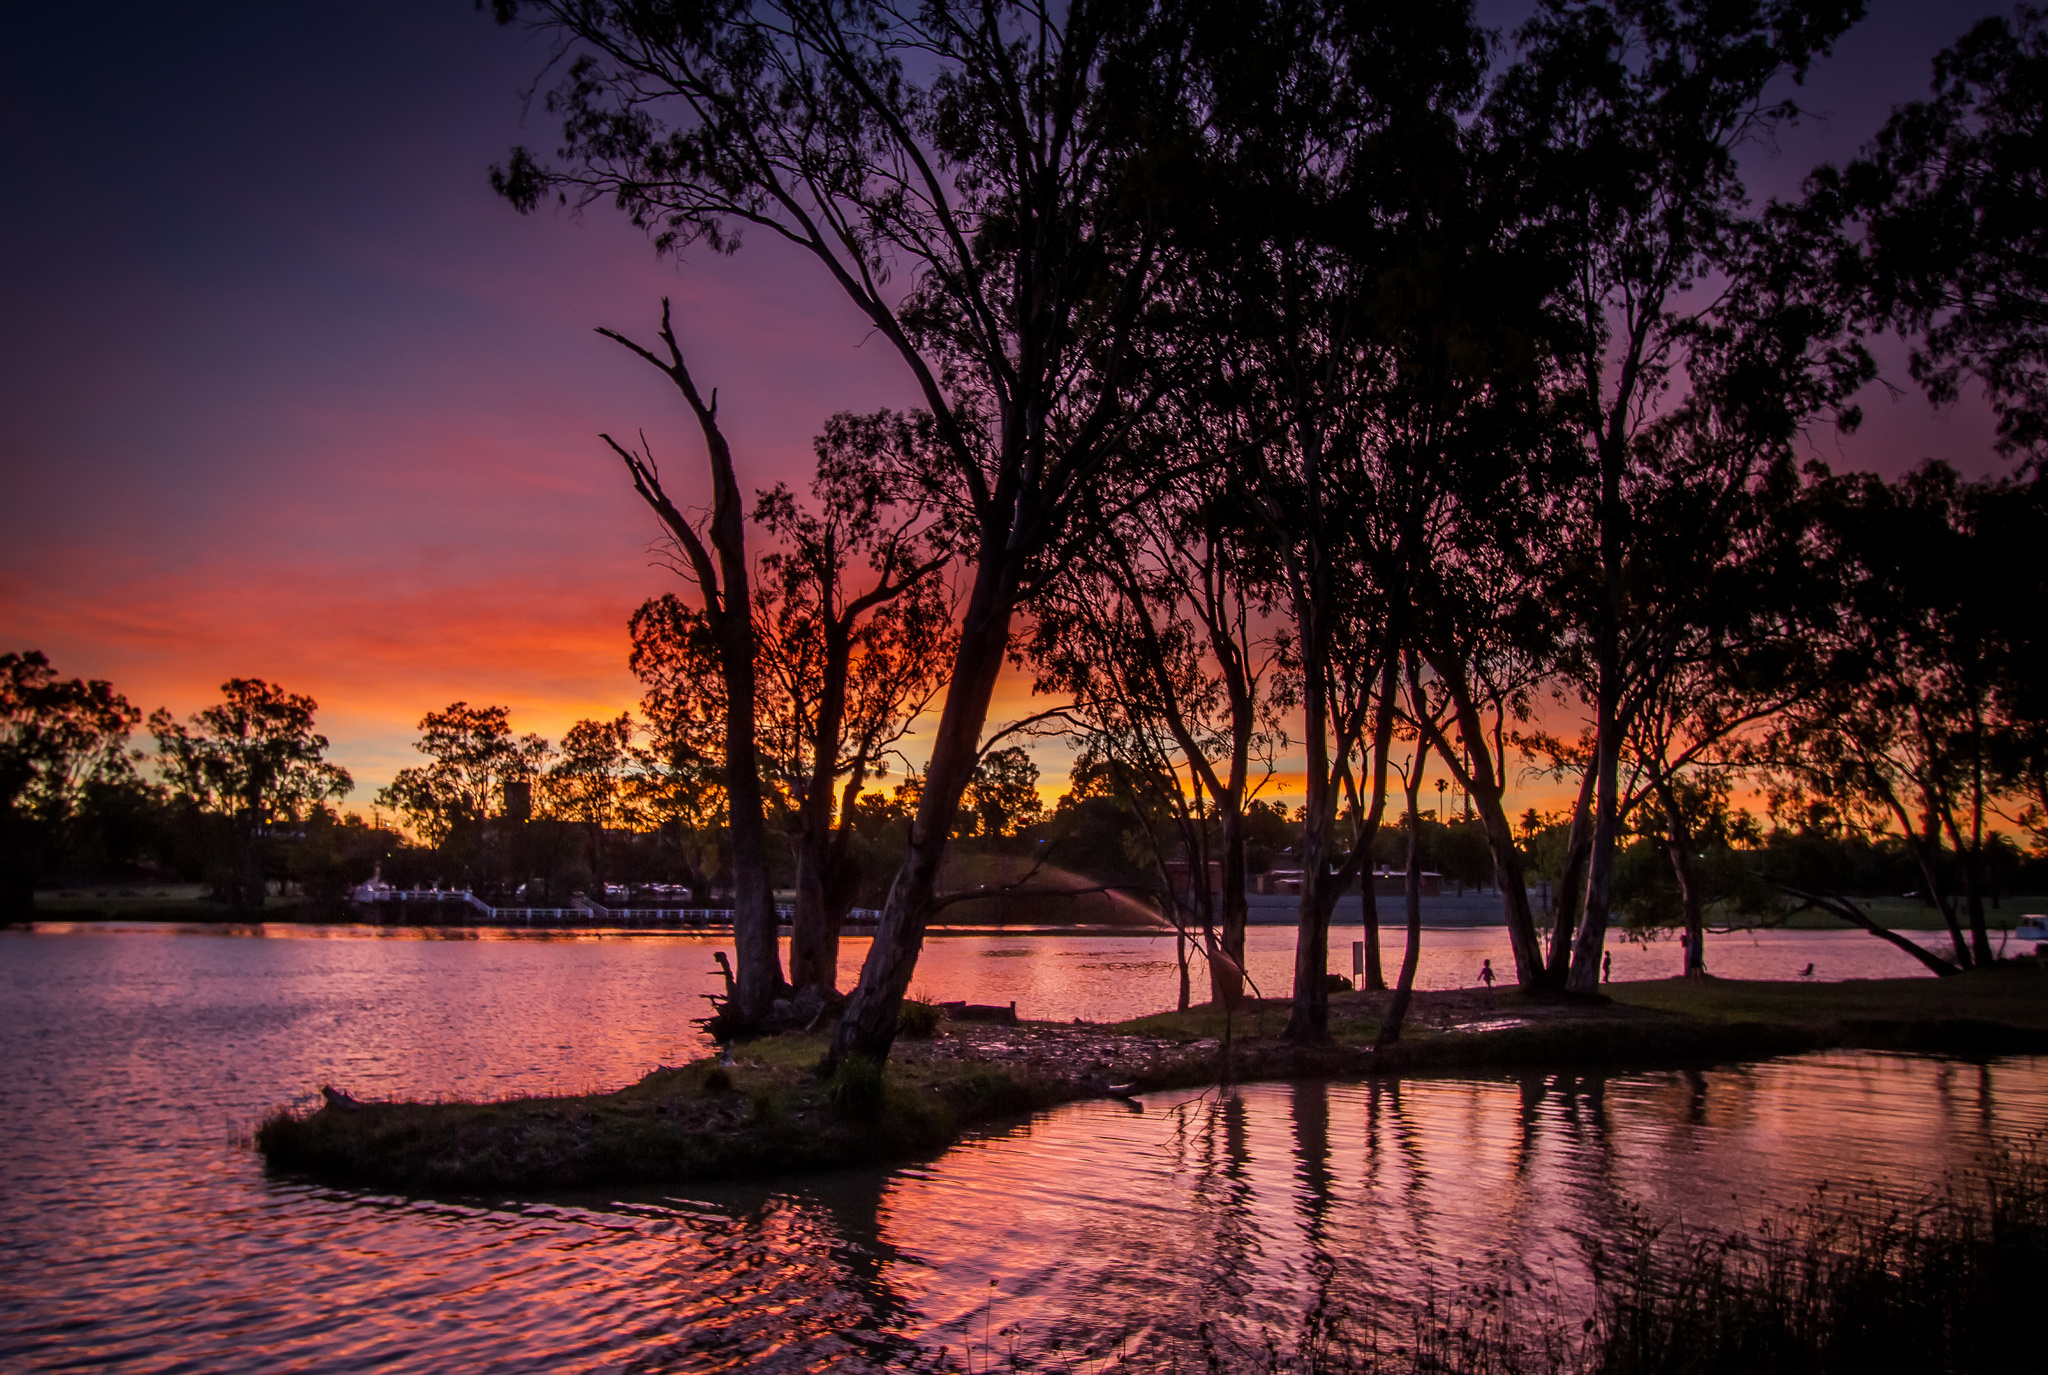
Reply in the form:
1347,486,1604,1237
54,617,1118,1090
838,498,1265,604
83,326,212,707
519,1172,929,1373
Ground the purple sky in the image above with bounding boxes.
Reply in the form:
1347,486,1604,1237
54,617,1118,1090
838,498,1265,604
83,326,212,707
0,0,2014,810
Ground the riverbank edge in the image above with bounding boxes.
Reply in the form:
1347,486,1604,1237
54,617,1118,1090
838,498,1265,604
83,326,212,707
254,973,2048,1194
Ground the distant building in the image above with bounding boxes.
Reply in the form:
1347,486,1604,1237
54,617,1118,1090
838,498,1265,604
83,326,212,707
502,780,532,823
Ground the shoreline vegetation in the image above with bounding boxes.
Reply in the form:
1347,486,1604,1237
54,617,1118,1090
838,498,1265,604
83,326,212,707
255,968,2048,1195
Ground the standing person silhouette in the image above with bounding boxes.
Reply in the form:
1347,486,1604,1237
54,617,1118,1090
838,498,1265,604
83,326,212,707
1603,951,1613,983
1479,958,1495,989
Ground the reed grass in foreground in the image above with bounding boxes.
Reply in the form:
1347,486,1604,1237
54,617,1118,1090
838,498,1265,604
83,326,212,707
999,1141,2047,1374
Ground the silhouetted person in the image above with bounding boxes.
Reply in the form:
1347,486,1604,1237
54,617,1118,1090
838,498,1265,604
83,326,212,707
1603,951,1612,983
1800,962,1815,978
1479,958,1495,989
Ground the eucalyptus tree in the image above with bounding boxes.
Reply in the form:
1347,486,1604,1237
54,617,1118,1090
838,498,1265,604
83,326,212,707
753,414,954,997
1612,433,1828,977
1767,461,2041,969
1180,0,1491,1041
1351,117,1571,993
377,702,552,846
1483,0,1868,990
623,419,955,1000
152,680,353,912
1030,469,1287,1005
490,0,1208,1057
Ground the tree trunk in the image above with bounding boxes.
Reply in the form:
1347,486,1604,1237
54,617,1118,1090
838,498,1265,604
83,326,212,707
1214,808,1248,1006
1568,404,1627,995
789,617,854,996
1904,817,1972,969
1283,635,1339,1044
827,563,1016,1068
1546,769,1596,982
1783,887,1961,976
1653,776,1706,978
1418,659,1544,990
713,574,782,1024
1568,675,1622,992
1177,923,1192,1012
1377,736,1432,1047
1359,881,1387,991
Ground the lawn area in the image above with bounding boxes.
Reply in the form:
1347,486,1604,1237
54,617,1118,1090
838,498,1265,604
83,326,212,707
1610,964,2048,1031
1774,895,2048,930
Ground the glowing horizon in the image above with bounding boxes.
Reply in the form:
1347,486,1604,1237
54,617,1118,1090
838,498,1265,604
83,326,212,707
2,1,2015,832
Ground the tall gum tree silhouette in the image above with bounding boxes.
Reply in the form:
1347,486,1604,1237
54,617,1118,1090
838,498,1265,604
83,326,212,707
491,0,1198,1063
597,300,785,1027
1483,0,1867,991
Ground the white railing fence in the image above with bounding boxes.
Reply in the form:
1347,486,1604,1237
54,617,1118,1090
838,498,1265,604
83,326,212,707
350,887,879,927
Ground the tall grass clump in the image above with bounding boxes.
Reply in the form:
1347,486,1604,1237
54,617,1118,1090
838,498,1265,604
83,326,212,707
1586,1140,2048,1375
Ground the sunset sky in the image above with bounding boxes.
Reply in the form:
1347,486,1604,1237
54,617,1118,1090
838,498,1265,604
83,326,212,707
0,0,2014,816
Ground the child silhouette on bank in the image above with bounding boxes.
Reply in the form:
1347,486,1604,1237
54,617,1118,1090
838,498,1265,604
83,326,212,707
1479,958,1495,989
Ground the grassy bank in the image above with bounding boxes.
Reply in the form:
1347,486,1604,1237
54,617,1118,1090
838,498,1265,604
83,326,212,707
257,967,2048,1194
256,1033,1081,1193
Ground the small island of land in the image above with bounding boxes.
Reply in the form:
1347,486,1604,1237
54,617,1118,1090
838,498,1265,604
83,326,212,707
255,968,2048,1195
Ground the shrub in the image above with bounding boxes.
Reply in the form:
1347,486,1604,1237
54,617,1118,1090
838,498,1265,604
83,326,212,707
897,996,943,1039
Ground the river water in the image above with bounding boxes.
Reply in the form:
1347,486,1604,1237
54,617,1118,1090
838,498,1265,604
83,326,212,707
3,923,2043,1372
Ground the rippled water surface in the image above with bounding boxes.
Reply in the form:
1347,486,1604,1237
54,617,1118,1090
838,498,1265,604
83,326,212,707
2,925,2043,1372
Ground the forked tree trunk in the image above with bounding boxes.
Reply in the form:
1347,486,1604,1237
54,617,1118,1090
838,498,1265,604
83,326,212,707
1546,771,1596,982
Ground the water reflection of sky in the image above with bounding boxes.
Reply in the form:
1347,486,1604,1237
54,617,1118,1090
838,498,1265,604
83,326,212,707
3,927,2041,1372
